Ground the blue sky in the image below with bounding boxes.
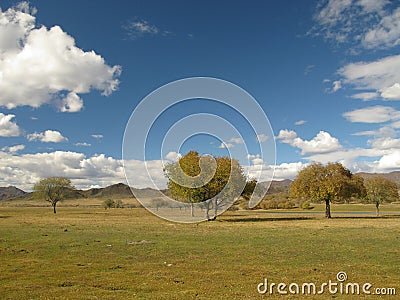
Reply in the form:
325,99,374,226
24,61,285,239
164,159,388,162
1,0,400,190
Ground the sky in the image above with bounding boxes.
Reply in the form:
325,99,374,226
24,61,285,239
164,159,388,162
1,0,400,190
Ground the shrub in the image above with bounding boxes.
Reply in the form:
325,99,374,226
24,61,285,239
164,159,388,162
301,201,312,210
280,201,295,209
262,199,279,209
103,199,115,209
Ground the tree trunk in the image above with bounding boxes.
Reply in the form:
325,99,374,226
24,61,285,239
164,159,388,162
375,200,380,217
325,199,331,218
190,203,194,217
53,203,57,214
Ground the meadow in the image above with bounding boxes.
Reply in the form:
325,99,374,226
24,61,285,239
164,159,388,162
0,202,399,299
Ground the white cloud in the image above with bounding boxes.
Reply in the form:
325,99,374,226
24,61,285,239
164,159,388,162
256,134,268,142
338,54,400,100
378,150,400,170
363,7,400,49
57,92,84,113
352,126,396,137
272,162,305,180
1,144,24,153
165,151,181,162
0,2,121,111
369,137,400,150
27,130,68,143
294,120,307,126
0,113,20,136
381,83,400,100
0,150,168,191
343,105,400,123
218,142,234,149
217,137,245,149
91,134,103,139
228,137,244,144
332,80,342,92
247,154,263,166
350,92,379,101
245,161,305,181
123,19,159,40
277,129,342,155
75,142,91,147
311,0,392,48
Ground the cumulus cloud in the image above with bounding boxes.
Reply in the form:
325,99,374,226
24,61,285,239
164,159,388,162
338,54,400,100
0,113,21,136
277,129,342,155
218,142,234,149
1,144,24,153
57,92,84,113
0,150,168,191
343,105,400,123
27,130,68,143
245,161,305,181
0,2,121,111
378,150,400,170
247,154,263,166
165,151,181,162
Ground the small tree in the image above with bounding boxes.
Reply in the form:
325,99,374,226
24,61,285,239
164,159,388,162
33,177,74,214
290,163,365,218
364,176,399,216
103,199,115,209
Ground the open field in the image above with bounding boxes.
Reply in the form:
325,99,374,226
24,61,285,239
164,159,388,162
0,206,399,299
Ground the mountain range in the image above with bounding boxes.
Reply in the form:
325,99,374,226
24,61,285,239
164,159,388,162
1,171,399,201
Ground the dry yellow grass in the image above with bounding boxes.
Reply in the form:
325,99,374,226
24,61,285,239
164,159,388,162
0,206,399,299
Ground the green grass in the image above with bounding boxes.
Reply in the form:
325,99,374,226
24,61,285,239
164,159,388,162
0,207,399,299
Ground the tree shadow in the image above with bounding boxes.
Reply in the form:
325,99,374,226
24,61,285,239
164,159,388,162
222,216,313,222
332,214,400,219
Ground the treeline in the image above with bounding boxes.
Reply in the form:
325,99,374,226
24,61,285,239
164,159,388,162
247,163,399,218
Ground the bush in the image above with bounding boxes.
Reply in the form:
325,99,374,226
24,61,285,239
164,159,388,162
301,201,312,210
103,199,115,209
280,201,295,209
228,205,239,211
261,199,279,209
115,199,123,208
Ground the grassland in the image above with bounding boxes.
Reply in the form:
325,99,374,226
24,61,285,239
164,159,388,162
0,203,399,299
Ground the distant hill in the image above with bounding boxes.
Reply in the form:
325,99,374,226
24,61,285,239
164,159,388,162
3,171,400,203
82,182,133,198
259,179,292,194
0,186,26,200
357,171,400,186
